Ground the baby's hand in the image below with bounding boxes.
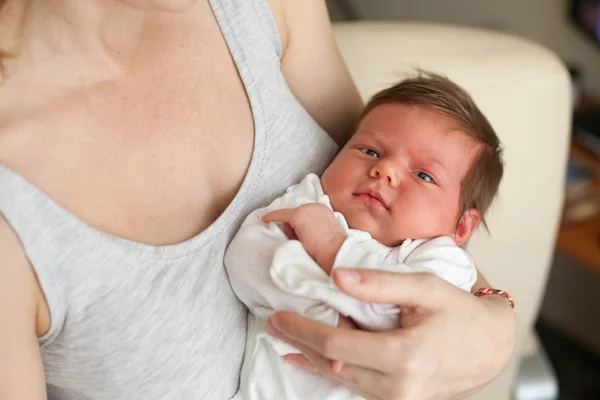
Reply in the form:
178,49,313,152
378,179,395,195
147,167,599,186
262,204,346,274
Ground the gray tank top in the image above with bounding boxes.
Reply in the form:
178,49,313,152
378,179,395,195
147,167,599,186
0,0,338,398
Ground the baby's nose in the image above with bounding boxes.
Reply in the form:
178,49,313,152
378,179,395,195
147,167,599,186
370,160,400,187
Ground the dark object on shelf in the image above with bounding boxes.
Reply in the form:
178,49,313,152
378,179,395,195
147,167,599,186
573,109,600,158
571,0,600,49
567,65,583,107
566,157,595,186
563,155,600,224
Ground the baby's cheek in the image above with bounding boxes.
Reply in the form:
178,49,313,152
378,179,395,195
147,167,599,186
344,209,374,231
390,211,426,240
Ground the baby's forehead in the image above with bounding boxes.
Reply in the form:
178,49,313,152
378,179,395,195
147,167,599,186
353,104,485,154
353,120,478,149
360,103,464,129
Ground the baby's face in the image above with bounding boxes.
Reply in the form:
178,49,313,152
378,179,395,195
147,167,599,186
321,103,482,247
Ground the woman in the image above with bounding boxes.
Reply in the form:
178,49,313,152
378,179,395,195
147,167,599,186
0,1,516,399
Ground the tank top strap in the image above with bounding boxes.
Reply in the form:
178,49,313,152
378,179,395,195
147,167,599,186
210,0,283,65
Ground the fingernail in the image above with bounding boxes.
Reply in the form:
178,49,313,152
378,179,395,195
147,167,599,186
286,356,317,373
270,314,281,329
331,360,344,373
265,321,277,336
285,358,300,367
339,270,361,285
264,320,279,337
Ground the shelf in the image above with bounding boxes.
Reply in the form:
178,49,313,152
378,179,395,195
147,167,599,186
557,214,600,274
557,114,600,273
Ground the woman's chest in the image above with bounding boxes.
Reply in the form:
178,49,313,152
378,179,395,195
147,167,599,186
0,16,339,247
1,61,255,245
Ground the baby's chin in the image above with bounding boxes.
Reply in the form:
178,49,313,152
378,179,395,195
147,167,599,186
344,211,405,247
344,211,382,236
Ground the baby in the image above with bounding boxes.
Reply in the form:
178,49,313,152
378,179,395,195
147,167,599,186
225,72,503,400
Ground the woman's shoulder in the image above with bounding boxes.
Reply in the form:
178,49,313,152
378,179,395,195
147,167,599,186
0,79,57,174
265,0,289,53
267,0,363,144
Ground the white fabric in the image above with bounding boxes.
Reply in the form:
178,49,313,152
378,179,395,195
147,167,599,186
225,174,477,400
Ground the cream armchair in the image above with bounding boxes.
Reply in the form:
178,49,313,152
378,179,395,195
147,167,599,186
333,22,571,399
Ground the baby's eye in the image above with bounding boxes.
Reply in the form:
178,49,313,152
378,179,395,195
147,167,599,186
416,172,434,184
360,148,379,158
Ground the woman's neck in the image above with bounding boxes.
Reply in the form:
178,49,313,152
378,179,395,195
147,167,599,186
1,0,199,84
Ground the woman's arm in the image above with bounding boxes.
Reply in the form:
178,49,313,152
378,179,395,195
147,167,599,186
269,0,364,144
471,268,492,292
0,217,47,400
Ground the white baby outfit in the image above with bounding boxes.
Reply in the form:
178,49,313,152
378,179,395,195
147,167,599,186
225,174,477,400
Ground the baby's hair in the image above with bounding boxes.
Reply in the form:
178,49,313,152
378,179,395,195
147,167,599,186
360,70,504,231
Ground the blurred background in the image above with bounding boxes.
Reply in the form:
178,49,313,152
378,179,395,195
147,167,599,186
327,1,600,399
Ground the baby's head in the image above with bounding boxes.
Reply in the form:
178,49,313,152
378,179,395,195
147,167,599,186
322,71,503,247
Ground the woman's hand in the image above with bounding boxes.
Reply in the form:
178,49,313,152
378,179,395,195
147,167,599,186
265,268,516,400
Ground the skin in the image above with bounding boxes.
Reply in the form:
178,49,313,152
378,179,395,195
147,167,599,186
321,103,482,247
264,103,483,271
0,1,515,399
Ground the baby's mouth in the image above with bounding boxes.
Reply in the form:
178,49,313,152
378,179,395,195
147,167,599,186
353,189,389,210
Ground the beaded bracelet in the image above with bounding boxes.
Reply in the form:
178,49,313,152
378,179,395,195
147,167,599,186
473,288,515,312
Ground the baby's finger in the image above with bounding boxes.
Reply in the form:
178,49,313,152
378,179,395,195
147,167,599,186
262,209,295,223
281,223,297,240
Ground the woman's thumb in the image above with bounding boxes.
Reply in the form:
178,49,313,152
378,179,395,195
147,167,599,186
332,268,444,309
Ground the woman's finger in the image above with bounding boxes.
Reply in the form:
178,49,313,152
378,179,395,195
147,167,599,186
331,315,358,371
321,360,390,400
336,315,358,330
284,353,318,373
332,268,455,309
282,340,389,400
267,313,406,372
283,316,356,374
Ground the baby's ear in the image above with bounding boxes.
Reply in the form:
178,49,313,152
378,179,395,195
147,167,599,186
452,208,481,247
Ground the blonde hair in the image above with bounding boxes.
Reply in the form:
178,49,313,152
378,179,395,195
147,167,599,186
360,71,504,231
0,0,9,79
